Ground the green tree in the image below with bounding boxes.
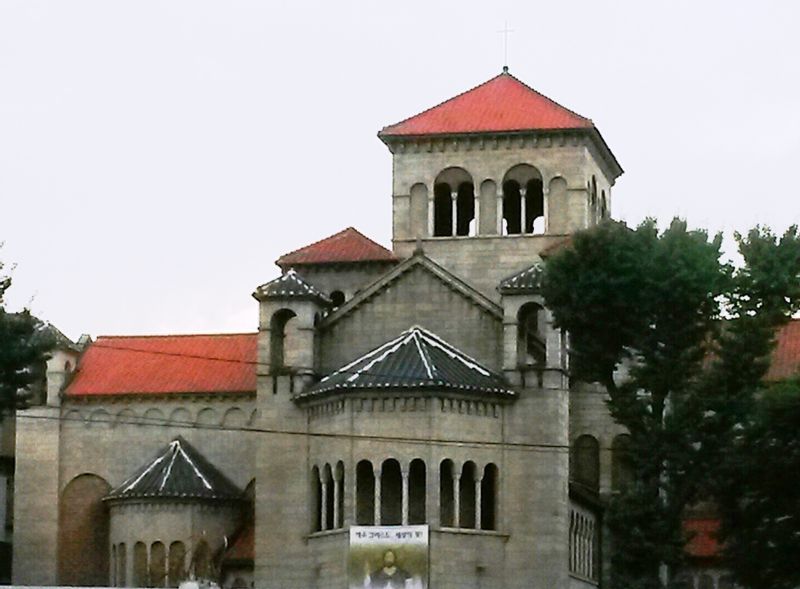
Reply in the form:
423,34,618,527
541,219,800,589
0,254,54,411
713,378,800,589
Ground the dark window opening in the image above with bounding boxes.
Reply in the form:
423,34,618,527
456,183,475,236
439,460,455,526
459,462,477,528
409,459,426,524
330,290,345,308
518,303,546,366
269,309,297,374
311,466,321,532
433,183,453,237
525,178,544,233
381,459,402,525
324,464,334,530
481,463,498,530
502,181,522,235
356,460,374,525
571,435,600,492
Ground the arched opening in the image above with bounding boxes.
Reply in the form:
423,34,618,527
439,459,455,527
167,541,186,587
133,542,148,587
600,190,607,220
611,434,634,492
310,465,322,532
330,290,345,308
117,543,127,587
590,176,598,225
58,473,111,586
150,541,166,587
323,463,334,531
408,459,426,524
356,460,375,525
269,308,297,374
502,164,544,235
434,167,474,237
571,435,600,492
517,302,546,367
380,459,402,525
481,463,498,530
192,540,210,581
111,544,117,587
459,461,477,528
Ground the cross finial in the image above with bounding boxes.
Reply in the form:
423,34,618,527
497,22,514,71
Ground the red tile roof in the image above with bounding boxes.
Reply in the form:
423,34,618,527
66,334,257,397
223,522,254,564
684,518,722,559
379,71,593,138
767,319,800,381
276,227,397,267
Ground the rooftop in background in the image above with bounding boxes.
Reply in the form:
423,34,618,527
301,326,514,399
767,319,800,381
276,227,397,268
105,437,242,502
66,333,257,397
683,517,722,560
379,70,593,138
252,269,330,304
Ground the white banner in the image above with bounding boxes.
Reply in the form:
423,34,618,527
348,525,428,589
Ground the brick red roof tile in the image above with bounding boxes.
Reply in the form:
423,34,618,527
684,518,722,559
66,333,256,397
767,319,800,381
223,522,254,564
379,71,593,137
276,227,397,267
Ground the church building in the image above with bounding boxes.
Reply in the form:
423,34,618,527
14,68,785,589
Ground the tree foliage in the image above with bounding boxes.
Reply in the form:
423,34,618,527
541,219,800,589
0,253,54,411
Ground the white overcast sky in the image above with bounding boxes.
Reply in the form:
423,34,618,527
1,1,799,340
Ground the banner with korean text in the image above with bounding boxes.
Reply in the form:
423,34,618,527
349,525,428,589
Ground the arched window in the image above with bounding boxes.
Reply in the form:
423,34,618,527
600,190,607,220
167,541,186,587
192,540,210,581
571,435,600,492
58,473,111,585
356,460,375,525
611,434,634,492
502,164,544,235
408,459,426,525
481,463,498,530
517,302,546,367
310,465,322,532
439,459,455,527
434,167,474,237
269,309,297,375
133,542,148,587
330,290,345,308
590,176,598,225
118,543,127,588
459,462,477,528
323,463,334,530
150,541,166,588
381,459,402,525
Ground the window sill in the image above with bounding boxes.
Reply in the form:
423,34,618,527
436,527,509,539
306,528,347,540
568,572,599,586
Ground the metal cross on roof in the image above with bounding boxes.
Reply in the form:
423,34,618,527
497,21,514,71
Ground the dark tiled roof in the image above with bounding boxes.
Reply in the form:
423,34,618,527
252,269,330,304
105,437,242,502
276,227,397,267
767,319,800,381
498,262,544,294
301,326,513,398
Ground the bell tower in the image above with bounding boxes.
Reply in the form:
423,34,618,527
379,68,623,299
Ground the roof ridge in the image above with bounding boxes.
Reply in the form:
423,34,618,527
276,226,395,267
503,71,593,127
94,332,257,340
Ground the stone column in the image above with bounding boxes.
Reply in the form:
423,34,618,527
320,474,328,531
451,189,458,236
473,190,481,236
374,467,381,526
452,471,461,528
401,467,409,525
496,189,504,234
520,186,527,234
542,184,550,234
428,188,434,237
333,473,341,529
475,475,483,530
